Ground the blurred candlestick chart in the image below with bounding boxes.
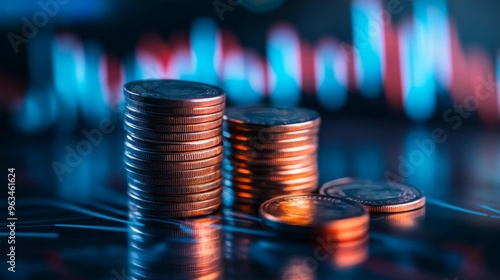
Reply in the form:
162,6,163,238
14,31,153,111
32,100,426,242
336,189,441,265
1,0,500,132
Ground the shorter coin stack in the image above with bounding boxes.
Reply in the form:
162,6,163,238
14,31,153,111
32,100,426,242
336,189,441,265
222,107,321,205
123,79,225,218
128,214,222,279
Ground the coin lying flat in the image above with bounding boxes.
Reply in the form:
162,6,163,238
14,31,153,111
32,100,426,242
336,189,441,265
319,178,425,213
125,107,224,124
125,134,222,153
224,107,320,131
260,194,369,240
124,80,225,107
125,114,223,132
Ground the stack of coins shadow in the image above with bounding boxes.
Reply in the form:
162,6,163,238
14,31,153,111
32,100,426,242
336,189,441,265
222,107,321,205
128,213,222,279
123,80,225,218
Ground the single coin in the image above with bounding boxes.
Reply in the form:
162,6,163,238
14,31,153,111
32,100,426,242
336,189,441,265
260,194,369,240
225,153,317,166
125,107,224,124
127,170,221,186
223,159,317,171
124,79,225,107
224,185,316,198
127,178,222,195
223,179,318,192
129,203,221,218
128,196,222,211
223,173,318,187
223,168,317,181
224,107,320,132
124,116,223,133
319,178,426,213
223,136,318,150
223,179,317,191
223,126,320,141
125,134,222,153
128,187,222,203
224,144,317,159
371,207,426,229
124,153,223,171
124,145,222,162
223,164,317,176
124,124,222,141
125,101,225,116
124,162,220,178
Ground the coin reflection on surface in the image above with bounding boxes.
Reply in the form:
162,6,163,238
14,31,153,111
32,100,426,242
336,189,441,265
128,213,222,280
371,207,426,229
222,203,263,278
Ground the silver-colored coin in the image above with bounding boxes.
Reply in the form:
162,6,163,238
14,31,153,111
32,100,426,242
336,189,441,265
319,178,425,213
224,107,320,132
124,79,225,107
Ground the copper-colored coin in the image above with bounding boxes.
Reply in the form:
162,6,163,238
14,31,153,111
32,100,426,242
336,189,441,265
128,187,222,203
126,101,226,116
125,134,222,152
224,107,320,132
124,116,223,133
223,168,317,181
224,144,317,159
223,159,317,171
124,145,222,162
125,107,224,124
124,153,222,171
223,164,317,176
129,196,221,211
124,163,220,178
222,189,316,206
259,194,369,240
127,169,221,186
371,207,426,229
223,136,318,150
224,185,316,197
225,153,317,166
124,80,225,107
223,179,318,192
224,173,318,186
127,178,221,195
223,126,320,141
129,203,221,218
319,178,426,213
124,124,222,141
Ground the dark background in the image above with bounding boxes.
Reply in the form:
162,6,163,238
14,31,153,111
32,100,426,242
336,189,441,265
0,1,500,279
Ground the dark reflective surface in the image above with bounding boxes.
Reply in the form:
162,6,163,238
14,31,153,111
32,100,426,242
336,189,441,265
1,115,500,280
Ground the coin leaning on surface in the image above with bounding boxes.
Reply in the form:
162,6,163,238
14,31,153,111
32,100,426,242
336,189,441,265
319,178,425,213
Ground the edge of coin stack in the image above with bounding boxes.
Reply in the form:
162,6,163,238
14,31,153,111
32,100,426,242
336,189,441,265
123,79,225,218
222,107,321,205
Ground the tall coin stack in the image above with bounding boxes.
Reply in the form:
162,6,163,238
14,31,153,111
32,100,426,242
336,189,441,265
222,107,320,205
123,80,225,218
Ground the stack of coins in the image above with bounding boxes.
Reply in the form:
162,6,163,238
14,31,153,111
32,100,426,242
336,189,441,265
128,213,222,279
222,107,320,205
123,80,225,218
